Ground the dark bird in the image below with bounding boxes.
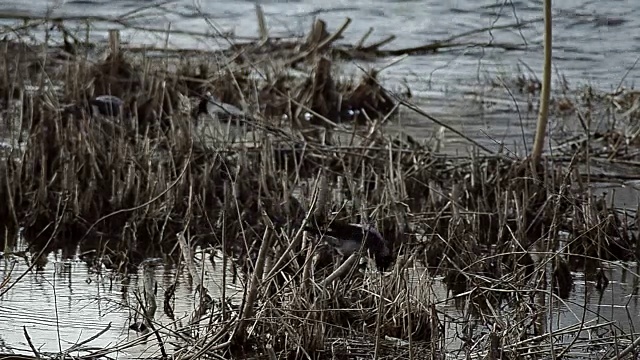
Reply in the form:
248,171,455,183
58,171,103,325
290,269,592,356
195,92,288,141
340,105,361,122
89,95,125,118
195,92,254,141
128,321,148,333
200,92,246,119
304,221,394,271
58,95,125,124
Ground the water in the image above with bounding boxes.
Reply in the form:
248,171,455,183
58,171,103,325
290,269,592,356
1,252,638,358
2,0,639,91
1,0,640,357
0,251,244,357
1,0,638,153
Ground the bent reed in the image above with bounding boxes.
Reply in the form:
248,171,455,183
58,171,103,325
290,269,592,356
0,15,637,359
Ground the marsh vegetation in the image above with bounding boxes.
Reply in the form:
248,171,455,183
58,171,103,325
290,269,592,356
0,8,639,360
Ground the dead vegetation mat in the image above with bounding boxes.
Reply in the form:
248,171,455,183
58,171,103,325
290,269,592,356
0,27,635,284
0,16,638,360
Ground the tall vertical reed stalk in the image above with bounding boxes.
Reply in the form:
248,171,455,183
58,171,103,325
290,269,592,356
531,0,552,164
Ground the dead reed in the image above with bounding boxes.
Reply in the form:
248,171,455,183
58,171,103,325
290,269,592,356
0,13,638,359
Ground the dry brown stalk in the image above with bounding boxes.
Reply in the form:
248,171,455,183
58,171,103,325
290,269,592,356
530,0,553,164
0,11,637,359
233,223,274,343
177,231,201,284
254,4,269,43
287,18,352,66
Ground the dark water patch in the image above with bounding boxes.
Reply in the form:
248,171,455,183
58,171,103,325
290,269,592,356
299,6,363,18
65,0,96,4
449,7,476,15
236,0,306,3
594,16,627,28
559,7,629,29
553,54,603,64
480,1,531,11
381,0,424,3
178,6,216,19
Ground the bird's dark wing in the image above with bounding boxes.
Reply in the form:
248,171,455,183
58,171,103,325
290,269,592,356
90,96,123,117
339,224,390,262
302,225,323,236
303,221,394,271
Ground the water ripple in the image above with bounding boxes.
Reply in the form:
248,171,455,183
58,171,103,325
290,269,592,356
0,0,636,88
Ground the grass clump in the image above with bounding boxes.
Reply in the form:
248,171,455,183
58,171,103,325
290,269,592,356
0,14,638,360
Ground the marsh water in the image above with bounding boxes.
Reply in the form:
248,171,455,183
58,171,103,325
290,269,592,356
1,251,639,358
1,0,640,357
1,0,639,152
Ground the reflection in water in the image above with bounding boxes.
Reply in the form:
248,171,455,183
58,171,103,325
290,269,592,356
0,250,638,358
0,0,638,92
0,251,242,357
411,262,640,357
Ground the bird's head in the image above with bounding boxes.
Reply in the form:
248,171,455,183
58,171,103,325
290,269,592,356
194,94,210,118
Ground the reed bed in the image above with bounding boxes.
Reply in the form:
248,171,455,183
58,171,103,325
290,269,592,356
0,13,638,360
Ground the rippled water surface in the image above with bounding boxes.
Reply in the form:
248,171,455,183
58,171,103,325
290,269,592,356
0,251,242,357
2,0,639,90
1,253,639,358
1,0,638,152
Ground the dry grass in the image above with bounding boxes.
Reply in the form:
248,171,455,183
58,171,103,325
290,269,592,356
0,14,638,360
